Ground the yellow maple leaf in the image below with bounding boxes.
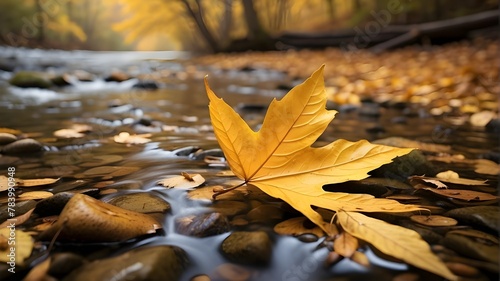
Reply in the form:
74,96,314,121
338,211,457,280
206,65,423,232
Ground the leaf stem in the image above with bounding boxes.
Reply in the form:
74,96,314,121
212,181,247,200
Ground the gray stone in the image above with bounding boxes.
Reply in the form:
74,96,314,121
34,192,74,217
64,245,188,281
107,192,170,213
0,133,17,145
9,71,52,88
221,231,272,265
445,206,499,233
443,232,499,264
0,200,36,223
49,252,86,278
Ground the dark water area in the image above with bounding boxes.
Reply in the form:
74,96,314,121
0,48,498,281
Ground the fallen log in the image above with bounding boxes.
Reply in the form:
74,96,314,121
276,9,499,51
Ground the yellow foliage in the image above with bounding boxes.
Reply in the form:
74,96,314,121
206,65,422,233
338,211,457,280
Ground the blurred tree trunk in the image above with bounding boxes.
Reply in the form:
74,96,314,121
326,0,335,19
34,0,45,45
179,0,221,52
220,0,233,45
241,0,266,40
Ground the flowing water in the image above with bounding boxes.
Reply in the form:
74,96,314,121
0,49,498,281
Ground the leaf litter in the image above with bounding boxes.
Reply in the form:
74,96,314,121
206,65,459,280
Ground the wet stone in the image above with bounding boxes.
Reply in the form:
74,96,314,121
212,200,248,217
369,150,436,181
176,212,230,237
133,80,159,89
221,231,273,265
0,133,17,145
443,232,499,264
296,233,319,243
63,245,189,281
34,192,74,217
48,252,87,278
107,192,171,213
9,71,52,88
2,138,44,154
444,206,499,233
246,204,284,223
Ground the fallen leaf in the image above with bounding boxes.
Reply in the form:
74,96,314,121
334,231,359,258
39,193,161,242
469,111,496,127
436,170,459,180
372,137,451,153
273,217,325,238
410,215,458,227
113,132,151,144
0,228,33,265
422,188,498,202
409,176,448,189
474,159,500,175
206,65,422,233
337,211,457,281
53,128,85,138
18,191,53,200
216,170,235,177
351,251,370,267
0,175,20,191
158,173,205,189
18,177,60,187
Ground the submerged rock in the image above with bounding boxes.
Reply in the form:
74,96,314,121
176,212,230,237
221,231,272,265
2,138,44,154
444,206,499,233
0,133,17,145
39,193,161,242
107,192,171,213
49,252,87,278
9,71,52,88
443,232,499,264
64,245,188,281
369,150,436,181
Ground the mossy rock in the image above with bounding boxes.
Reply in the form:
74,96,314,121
9,71,52,88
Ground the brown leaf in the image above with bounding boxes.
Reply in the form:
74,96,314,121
17,191,53,201
351,251,370,267
273,217,325,238
158,173,205,189
422,188,498,202
334,231,359,258
53,129,85,138
0,208,34,228
410,215,458,227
